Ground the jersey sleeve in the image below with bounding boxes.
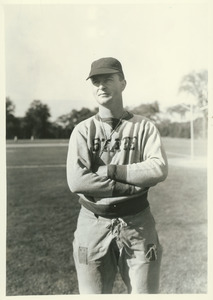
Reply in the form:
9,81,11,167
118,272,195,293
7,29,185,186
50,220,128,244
107,121,168,188
66,124,139,198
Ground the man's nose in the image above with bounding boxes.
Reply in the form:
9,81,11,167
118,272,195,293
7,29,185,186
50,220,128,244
98,81,106,89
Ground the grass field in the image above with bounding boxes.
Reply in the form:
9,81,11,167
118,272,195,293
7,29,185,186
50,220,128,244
6,137,207,295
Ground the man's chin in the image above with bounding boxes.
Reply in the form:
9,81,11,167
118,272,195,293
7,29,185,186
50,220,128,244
97,96,112,105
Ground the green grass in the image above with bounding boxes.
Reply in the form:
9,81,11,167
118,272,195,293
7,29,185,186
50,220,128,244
7,146,67,166
162,137,207,157
149,167,207,293
6,138,207,294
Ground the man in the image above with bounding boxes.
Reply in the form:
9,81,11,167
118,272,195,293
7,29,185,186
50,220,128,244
66,57,168,294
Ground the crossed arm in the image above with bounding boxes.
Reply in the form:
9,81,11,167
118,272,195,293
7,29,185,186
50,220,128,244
66,129,139,198
66,123,168,199
96,124,168,188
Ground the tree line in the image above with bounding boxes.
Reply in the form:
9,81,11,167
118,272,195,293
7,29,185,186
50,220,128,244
6,70,208,140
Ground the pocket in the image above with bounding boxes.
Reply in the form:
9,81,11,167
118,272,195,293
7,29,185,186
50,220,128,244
78,246,88,264
122,210,158,251
125,207,155,229
76,208,98,234
145,243,158,262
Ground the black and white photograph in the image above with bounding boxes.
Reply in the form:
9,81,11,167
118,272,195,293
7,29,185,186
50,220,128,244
1,0,212,298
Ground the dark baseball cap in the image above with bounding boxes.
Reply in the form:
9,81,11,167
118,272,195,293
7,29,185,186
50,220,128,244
86,57,124,80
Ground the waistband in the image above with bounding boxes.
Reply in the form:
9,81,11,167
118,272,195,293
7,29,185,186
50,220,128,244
79,192,149,218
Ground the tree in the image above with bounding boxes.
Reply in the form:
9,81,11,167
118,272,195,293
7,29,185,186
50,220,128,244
178,70,208,137
54,107,98,138
179,70,208,107
166,104,189,121
6,97,20,139
6,97,15,117
129,101,160,121
24,100,51,138
69,107,98,125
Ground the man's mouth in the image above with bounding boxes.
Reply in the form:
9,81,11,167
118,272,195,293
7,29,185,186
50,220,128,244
99,93,109,96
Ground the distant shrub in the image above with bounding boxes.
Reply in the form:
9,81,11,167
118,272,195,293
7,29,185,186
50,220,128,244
157,118,204,139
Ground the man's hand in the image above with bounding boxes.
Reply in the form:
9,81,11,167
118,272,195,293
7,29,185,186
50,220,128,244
96,165,146,195
96,165,108,177
133,186,145,194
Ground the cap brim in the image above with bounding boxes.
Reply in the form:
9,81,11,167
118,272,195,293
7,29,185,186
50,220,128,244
86,68,120,80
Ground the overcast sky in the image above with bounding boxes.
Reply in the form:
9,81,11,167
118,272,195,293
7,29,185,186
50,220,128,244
4,2,208,120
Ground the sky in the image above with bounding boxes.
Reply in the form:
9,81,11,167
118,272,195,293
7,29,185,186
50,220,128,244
3,2,209,121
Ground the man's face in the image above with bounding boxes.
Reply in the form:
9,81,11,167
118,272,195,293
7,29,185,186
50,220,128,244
91,73,126,106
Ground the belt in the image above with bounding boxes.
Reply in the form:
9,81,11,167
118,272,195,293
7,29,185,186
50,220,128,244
79,192,149,218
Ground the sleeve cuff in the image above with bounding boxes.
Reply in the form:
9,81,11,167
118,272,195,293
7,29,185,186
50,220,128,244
108,164,116,179
108,164,127,183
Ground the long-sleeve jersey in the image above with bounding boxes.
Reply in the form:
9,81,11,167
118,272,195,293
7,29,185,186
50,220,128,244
66,111,168,217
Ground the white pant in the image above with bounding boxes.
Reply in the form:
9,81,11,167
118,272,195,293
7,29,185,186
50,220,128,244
73,206,163,294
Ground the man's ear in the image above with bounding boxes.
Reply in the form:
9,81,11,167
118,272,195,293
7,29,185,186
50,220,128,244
121,79,127,91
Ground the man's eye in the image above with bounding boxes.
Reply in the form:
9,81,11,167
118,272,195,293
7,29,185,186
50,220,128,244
105,78,113,83
92,80,99,85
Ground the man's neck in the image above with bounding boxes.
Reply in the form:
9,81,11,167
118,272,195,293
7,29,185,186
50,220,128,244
98,103,125,119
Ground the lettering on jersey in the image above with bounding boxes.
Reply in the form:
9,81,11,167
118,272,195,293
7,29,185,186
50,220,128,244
92,136,137,153
103,139,111,152
110,138,121,152
92,138,101,152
